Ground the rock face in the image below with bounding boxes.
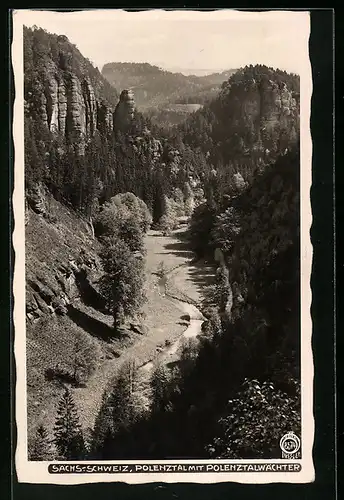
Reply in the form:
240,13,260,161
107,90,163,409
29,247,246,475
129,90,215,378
36,72,142,152
25,194,103,322
233,172,247,191
113,89,136,131
235,80,298,127
44,75,68,134
39,93,48,129
133,128,163,168
97,101,113,134
58,78,67,134
222,76,299,156
45,76,59,133
26,183,48,216
261,80,298,135
66,74,87,153
37,71,121,153
82,77,97,137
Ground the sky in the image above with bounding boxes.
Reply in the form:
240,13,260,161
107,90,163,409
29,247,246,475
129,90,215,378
17,9,310,75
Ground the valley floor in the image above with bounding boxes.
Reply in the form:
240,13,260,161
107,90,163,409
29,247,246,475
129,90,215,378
72,225,215,434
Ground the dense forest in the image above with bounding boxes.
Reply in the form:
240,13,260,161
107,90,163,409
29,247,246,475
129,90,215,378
24,29,194,223
25,27,301,462
86,148,300,460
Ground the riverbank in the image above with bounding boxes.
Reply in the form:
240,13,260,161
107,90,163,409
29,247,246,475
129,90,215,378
72,225,215,433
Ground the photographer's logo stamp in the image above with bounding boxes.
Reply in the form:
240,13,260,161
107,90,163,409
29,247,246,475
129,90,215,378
280,432,301,459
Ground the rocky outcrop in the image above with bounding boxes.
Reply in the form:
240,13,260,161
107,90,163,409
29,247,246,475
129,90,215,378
45,77,58,133
66,74,87,153
164,147,181,175
133,128,163,168
26,238,101,321
233,172,247,191
113,89,135,131
224,77,299,155
43,76,68,134
97,101,113,134
36,74,144,152
34,59,148,154
26,254,104,322
234,79,298,126
261,80,298,134
38,71,118,153
26,183,48,216
82,77,97,137
58,78,67,134
25,188,103,323
39,93,48,129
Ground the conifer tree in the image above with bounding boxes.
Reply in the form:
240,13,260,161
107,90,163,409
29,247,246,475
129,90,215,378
216,264,231,315
178,338,199,380
202,308,222,343
53,388,86,460
108,360,147,432
29,424,54,461
90,402,113,457
151,363,171,413
183,181,195,216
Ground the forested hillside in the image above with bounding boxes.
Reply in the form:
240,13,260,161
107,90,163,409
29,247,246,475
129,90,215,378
89,65,301,460
91,149,300,460
101,62,237,128
24,26,300,462
101,62,236,109
24,27,201,456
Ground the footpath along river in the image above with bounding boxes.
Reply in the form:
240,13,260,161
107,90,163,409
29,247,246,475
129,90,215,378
140,266,206,374
73,224,215,432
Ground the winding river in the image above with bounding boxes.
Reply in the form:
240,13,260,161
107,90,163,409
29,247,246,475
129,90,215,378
140,273,206,373
73,226,214,431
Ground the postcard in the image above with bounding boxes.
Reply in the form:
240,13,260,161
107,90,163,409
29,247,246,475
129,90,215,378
12,8,313,484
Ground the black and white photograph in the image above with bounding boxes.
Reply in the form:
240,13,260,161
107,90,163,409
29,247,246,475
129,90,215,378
12,9,313,484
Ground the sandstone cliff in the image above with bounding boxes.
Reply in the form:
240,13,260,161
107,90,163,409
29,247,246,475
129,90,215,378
35,72,115,154
24,26,118,154
33,68,142,153
217,73,300,158
113,89,136,131
27,65,139,154
97,101,114,134
132,127,163,167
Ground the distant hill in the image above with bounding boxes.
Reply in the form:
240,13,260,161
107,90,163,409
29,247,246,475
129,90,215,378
101,62,237,110
162,66,227,77
197,69,240,85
